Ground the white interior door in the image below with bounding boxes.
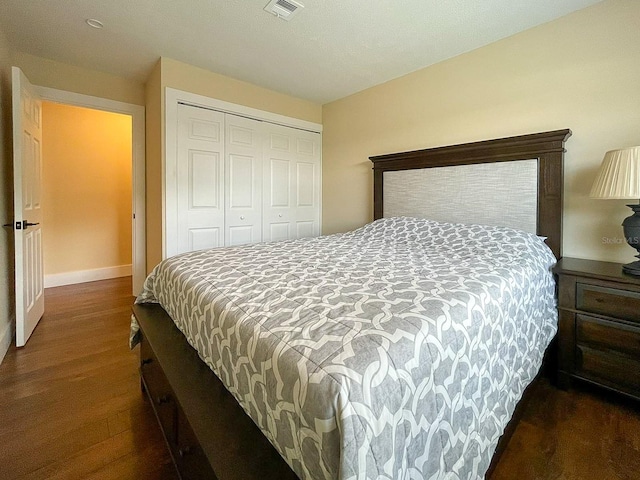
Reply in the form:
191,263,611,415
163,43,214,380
293,129,321,239
225,114,263,246
12,67,44,347
262,123,295,242
263,123,321,241
176,104,225,254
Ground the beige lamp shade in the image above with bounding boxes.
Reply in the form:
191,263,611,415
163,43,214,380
590,146,640,199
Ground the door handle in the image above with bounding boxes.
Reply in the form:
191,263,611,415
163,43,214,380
2,222,27,229
23,221,39,229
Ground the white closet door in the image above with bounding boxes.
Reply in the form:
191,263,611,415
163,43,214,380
225,114,263,246
176,104,225,253
263,123,321,241
292,129,321,238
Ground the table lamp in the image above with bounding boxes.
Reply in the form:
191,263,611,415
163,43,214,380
590,146,640,276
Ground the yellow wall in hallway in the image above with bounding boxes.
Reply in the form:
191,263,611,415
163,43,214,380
42,102,132,275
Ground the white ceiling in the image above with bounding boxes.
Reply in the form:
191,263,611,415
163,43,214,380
0,0,602,104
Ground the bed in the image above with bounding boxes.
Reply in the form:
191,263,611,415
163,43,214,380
131,128,572,480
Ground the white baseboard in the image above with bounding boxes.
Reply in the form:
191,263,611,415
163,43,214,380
45,264,132,288
0,317,14,365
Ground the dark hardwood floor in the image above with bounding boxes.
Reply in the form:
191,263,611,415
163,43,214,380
490,379,640,480
0,277,638,479
0,277,176,480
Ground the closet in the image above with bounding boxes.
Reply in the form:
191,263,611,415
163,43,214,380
172,102,321,256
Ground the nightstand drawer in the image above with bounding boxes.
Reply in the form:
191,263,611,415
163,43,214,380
576,283,640,324
554,258,640,400
576,345,640,393
576,314,640,358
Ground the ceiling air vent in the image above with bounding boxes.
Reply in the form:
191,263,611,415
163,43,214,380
264,0,304,21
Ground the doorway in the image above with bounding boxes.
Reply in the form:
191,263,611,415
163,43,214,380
41,101,134,293
37,87,147,295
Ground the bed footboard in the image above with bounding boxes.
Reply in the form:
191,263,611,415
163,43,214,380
133,303,299,480
133,303,546,480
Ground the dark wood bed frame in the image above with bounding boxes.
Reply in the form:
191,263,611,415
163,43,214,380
134,128,572,480
370,129,571,260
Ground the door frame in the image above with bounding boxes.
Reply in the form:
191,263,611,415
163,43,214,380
164,87,323,258
35,86,146,295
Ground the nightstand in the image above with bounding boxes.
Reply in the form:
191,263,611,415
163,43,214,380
553,257,640,400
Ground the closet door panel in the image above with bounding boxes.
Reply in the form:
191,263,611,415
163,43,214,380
189,228,222,251
296,221,315,239
225,115,263,246
296,161,315,207
228,225,256,246
295,160,320,238
263,124,320,242
269,159,291,208
263,154,292,242
176,104,225,253
262,139,293,241
173,101,320,253
293,131,321,239
189,152,220,207
269,222,290,242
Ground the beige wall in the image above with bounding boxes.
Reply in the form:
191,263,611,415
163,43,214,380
161,58,322,124
0,28,14,360
143,57,323,270
42,102,132,275
322,0,640,264
13,51,144,106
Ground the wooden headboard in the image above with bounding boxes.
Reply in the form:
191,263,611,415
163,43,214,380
369,129,572,259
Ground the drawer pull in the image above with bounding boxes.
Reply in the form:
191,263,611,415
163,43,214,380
156,394,171,405
141,358,153,366
179,446,193,457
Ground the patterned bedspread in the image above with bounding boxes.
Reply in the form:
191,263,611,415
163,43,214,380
131,217,558,480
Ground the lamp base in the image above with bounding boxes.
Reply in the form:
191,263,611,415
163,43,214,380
622,204,640,277
622,260,640,276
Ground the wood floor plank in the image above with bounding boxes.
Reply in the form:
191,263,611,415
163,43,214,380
18,409,172,480
1,276,638,479
489,379,640,480
0,277,177,480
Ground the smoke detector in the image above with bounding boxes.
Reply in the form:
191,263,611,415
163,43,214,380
264,0,304,21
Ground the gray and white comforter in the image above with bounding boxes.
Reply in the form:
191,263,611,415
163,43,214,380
131,217,558,480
